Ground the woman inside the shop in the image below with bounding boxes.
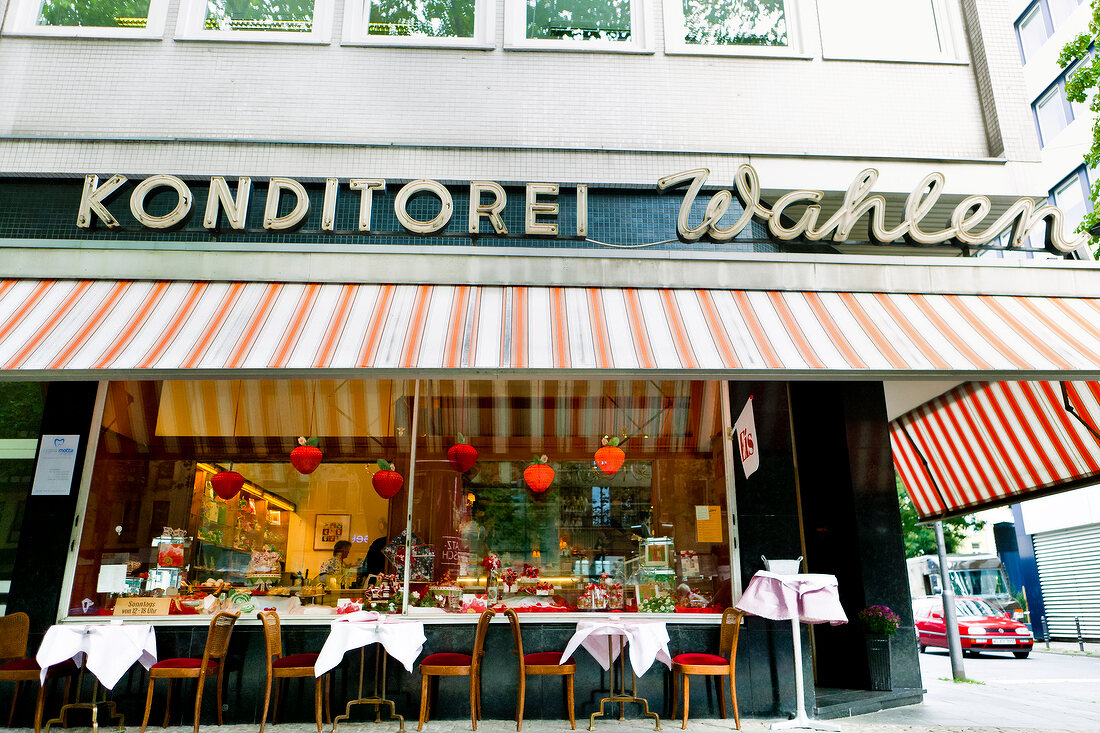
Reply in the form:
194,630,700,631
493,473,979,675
319,540,353,578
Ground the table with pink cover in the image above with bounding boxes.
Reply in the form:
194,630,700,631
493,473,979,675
35,622,157,733
559,619,671,731
314,612,426,733
735,572,847,732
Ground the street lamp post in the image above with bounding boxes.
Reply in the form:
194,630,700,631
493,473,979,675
935,521,966,681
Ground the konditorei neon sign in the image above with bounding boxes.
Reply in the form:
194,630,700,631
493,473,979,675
75,165,1089,253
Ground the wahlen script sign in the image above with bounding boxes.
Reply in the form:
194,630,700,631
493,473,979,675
75,165,1088,253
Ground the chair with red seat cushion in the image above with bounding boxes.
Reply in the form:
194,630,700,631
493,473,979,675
504,608,576,731
0,612,76,733
670,608,745,730
417,609,494,731
140,610,239,733
256,610,330,733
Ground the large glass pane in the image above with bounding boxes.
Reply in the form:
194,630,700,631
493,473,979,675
1048,0,1082,26
0,383,44,616
680,0,788,47
37,0,153,28
820,0,942,58
204,0,316,32
410,380,731,614
367,0,476,37
1035,87,1070,145
70,379,411,617
1017,5,1050,63
526,0,632,41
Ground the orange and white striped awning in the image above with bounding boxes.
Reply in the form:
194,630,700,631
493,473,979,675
891,381,1100,521
4,279,1100,376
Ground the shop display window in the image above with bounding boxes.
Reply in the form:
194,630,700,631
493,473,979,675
175,0,333,41
2,0,167,37
65,378,733,620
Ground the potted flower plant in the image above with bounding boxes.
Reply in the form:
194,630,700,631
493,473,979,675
858,604,901,691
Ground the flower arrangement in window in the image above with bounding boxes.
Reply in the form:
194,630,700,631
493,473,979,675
857,605,901,636
501,567,519,592
522,564,540,579
639,594,675,613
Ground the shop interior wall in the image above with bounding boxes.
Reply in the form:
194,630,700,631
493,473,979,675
788,381,921,692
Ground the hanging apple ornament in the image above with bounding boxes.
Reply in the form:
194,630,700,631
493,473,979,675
211,469,245,500
524,455,555,493
447,432,478,473
373,459,404,499
594,435,626,475
290,436,323,474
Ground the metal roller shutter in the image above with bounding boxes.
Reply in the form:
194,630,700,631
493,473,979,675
1032,524,1100,640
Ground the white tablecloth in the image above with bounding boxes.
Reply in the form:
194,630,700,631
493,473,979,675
734,571,848,625
314,613,427,676
36,622,157,690
559,619,671,678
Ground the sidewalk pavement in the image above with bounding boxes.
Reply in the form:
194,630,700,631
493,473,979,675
1031,639,1099,657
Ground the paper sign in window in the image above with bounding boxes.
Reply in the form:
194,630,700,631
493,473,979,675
696,505,723,543
30,434,80,496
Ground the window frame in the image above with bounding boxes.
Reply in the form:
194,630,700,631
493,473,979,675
1015,0,1053,65
174,0,334,44
816,0,967,65
1,0,169,39
504,0,655,54
342,0,495,49
1032,75,1075,147
661,0,809,58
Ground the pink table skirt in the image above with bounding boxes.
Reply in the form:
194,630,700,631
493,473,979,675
734,571,848,625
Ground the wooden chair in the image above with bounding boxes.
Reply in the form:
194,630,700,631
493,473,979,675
256,609,330,733
417,609,494,731
503,608,575,731
140,610,240,733
0,612,76,733
670,608,745,730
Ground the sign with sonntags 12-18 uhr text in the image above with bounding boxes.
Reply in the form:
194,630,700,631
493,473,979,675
73,165,1089,253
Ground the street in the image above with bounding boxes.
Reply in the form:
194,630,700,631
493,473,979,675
852,647,1100,730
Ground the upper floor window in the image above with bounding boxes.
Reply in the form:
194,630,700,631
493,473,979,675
1015,0,1083,64
176,0,333,42
2,0,168,37
1052,168,1091,230
343,0,494,47
1034,84,1072,146
1047,0,1084,27
662,0,801,55
505,0,653,52
817,0,961,63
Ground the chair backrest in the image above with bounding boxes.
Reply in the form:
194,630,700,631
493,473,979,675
256,609,283,660
761,556,802,575
503,608,523,661
471,609,495,670
718,607,746,660
202,610,240,663
0,612,29,661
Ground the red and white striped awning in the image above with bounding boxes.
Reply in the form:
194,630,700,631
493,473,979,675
891,381,1100,521
4,279,1100,376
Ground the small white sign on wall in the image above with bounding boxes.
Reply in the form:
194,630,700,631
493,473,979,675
30,435,80,496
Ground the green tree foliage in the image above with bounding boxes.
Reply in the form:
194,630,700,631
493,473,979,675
1059,0,1100,251
527,0,633,40
368,0,475,37
681,0,787,46
896,475,984,558
37,0,153,27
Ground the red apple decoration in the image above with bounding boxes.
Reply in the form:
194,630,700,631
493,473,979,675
290,436,322,474
211,470,244,500
595,436,625,475
373,459,404,499
524,454,555,493
447,432,478,473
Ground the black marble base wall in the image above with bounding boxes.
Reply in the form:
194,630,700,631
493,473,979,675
5,619,812,727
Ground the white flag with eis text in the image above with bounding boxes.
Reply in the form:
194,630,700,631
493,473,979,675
734,397,759,478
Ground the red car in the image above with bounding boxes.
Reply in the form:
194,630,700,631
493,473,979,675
913,596,1034,659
